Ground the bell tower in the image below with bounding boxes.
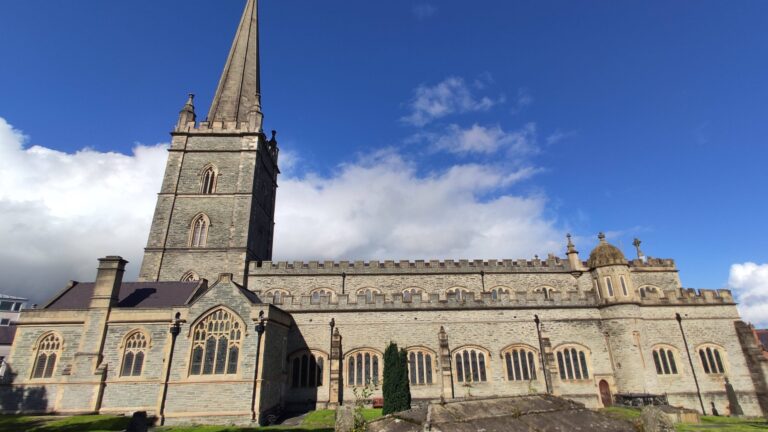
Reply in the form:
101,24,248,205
139,0,278,285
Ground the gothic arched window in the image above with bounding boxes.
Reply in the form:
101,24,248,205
490,287,510,300
32,333,61,379
652,346,679,375
535,286,557,300
181,271,200,282
446,287,473,301
407,348,435,385
346,349,382,386
190,214,210,247
200,165,217,194
697,344,726,374
503,345,538,381
267,289,289,305
454,346,488,383
310,288,334,303
604,277,615,297
556,345,590,380
402,288,424,302
356,288,381,303
189,308,243,376
290,351,325,388
121,331,148,377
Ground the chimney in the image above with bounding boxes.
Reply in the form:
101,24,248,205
90,256,128,309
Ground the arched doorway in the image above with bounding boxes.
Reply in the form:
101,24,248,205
599,380,612,407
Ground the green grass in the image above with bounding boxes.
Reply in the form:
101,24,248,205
676,416,768,431
0,414,130,432
599,407,768,431
0,409,379,432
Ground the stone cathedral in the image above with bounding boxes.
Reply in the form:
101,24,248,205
3,0,767,426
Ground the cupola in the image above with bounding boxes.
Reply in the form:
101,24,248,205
587,232,627,269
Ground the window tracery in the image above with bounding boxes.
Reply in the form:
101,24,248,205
310,289,334,303
698,345,726,374
652,346,679,375
181,271,200,282
189,308,243,376
346,350,381,386
267,289,289,305
454,347,488,383
555,345,590,380
446,287,473,301
407,348,435,385
490,287,510,300
190,214,210,248
121,331,148,377
290,351,324,388
402,288,424,302
502,345,538,381
356,288,381,303
32,333,61,379
534,286,557,300
200,165,218,194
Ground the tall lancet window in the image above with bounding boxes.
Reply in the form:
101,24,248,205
200,166,217,194
190,214,210,247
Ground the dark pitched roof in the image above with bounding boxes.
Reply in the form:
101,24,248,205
0,325,17,345
45,281,205,310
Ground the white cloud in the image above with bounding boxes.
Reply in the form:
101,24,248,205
412,4,437,20
510,88,533,115
0,117,167,304
728,262,768,327
273,149,562,261
402,77,501,126
433,123,537,155
0,117,563,305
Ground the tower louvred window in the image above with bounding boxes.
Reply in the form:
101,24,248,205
201,166,217,194
190,214,210,247
189,309,243,376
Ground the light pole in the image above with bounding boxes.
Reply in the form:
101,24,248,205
677,313,706,414
160,312,182,426
534,315,552,394
251,312,267,422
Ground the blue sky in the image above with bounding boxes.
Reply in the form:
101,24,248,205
0,1,767,319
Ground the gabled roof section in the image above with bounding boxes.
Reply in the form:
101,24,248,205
207,0,261,124
187,273,262,307
45,281,206,310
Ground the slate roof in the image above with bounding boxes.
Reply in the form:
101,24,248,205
45,281,205,310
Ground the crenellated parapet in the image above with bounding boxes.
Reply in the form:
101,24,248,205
636,287,734,305
250,256,573,275
260,289,596,311
627,257,677,270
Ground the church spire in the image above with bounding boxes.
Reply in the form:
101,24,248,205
207,0,262,126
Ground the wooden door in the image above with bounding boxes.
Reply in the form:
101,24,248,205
599,380,612,407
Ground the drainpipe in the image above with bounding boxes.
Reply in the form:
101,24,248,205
534,315,552,394
251,313,267,422
159,312,182,426
341,272,346,295
677,313,706,414
480,271,485,292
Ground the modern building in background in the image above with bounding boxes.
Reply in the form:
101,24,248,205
0,295,28,364
2,0,767,426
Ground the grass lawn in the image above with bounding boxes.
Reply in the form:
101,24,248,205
0,409,383,432
600,406,768,431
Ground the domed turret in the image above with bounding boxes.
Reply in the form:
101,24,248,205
588,233,627,268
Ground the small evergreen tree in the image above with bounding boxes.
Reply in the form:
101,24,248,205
382,342,411,414
398,348,412,410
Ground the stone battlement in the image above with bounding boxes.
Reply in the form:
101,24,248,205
175,120,262,134
255,287,734,311
250,257,572,275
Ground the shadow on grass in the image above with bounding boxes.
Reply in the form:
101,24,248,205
0,414,130,432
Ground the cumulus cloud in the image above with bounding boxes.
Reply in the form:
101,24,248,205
0,116,563,304
412,4,437,20
0,117,167,305
432,123,537,155
402,77,501,126
728,262,768,327
273,149,562,261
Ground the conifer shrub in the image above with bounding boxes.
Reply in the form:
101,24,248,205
382,342,411,414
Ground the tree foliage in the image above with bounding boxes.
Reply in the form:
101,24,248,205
382,342,411,414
